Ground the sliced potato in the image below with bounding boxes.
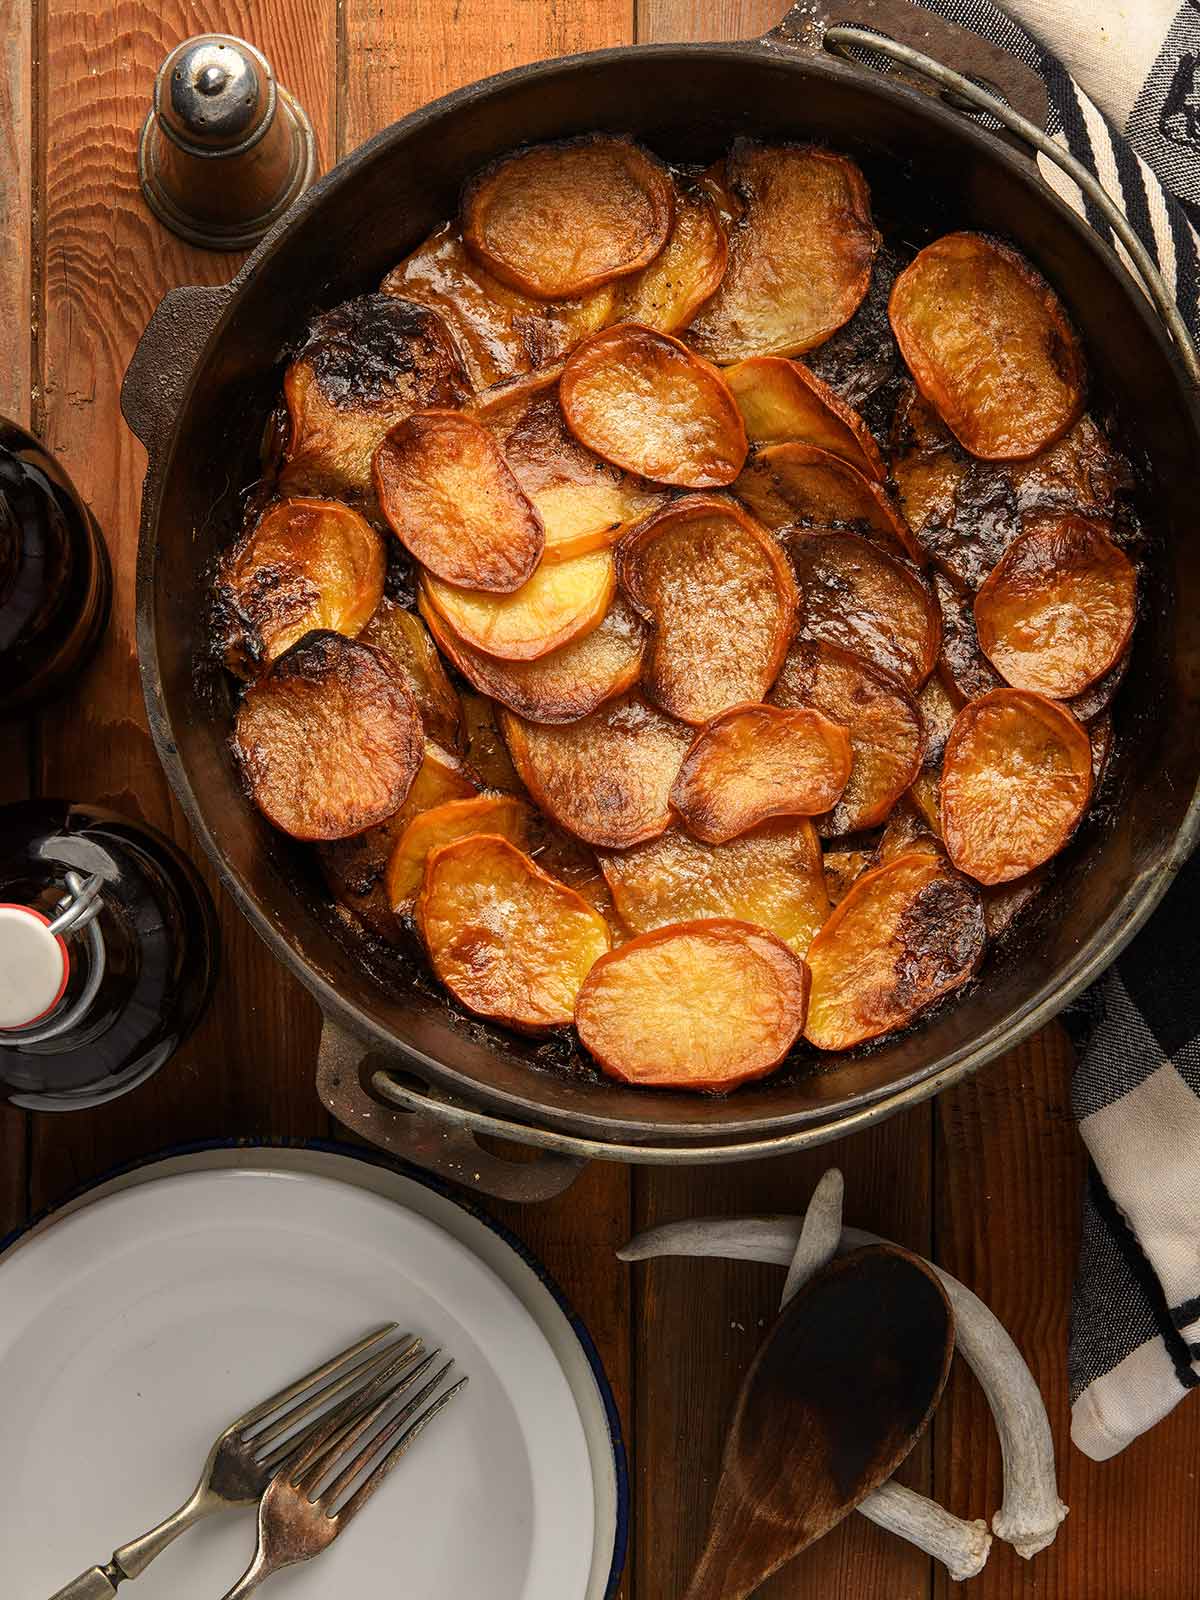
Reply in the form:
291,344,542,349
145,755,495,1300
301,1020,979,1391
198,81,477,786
875,799,944,865
386,793,536,912
560,324,748,489
822,848,873,907
525,817,628,944
575,919,809,1090
420,589,644,724
942,688,1093,884
932,571,1003,704
974,515,1137,697
459,691,525,793
907,771,942,836
614,184,727,332
373,409,543,591
418,834,611,1029
907,673,957,835
1090,711,1114,786
461,135,674,300
473,368,665,561
235,631,422,841
281,295,469,500
784,530,941,691
982,871,1045,941
599,819,830,957
770,640,923,836
724,357,886,482
421,548,614,661
358,599,463,753
671,703,852,844
217,498,386,676
1068,651,1130,724
618,496,799,725
382,222,614,391
501,691,692,849
734,441,919,560
889,232,1085,461
805,851,985,1050
689,141,879,362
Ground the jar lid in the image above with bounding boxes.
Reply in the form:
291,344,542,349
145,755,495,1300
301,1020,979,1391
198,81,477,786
0,904,70,1029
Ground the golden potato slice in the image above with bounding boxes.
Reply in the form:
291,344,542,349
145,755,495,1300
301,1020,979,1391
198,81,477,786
575,919,809,1090
724,358,886,482
560,325,748,489
421,548,614,661
734,441,920,560
599,819,829,958
942,688,1093,884
973,516,1137,698
459,691,525,793
216,498,386,676
875,799,944,865
281,295,469,500
689,141,879,362
373,410,543,592
524,816,628,944
418,834,611,1030
461,135,674,300
420,589,644,724
822,848,873,907
805,851,985,1051
784,530,941,691
385,793,536,913
618,496,799,725
235,631,422,841
382,222,614,391
318,741,478,942
889,232,1085,461
613,184,727,332
671,703,852,844
770,640,923,836
358,599,463,753
501,691,692,849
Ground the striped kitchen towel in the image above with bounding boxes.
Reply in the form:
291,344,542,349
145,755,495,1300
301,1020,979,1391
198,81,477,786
869,0,1200,1459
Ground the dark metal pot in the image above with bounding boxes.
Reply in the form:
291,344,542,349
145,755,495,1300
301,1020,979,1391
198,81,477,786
123,0,1200,1201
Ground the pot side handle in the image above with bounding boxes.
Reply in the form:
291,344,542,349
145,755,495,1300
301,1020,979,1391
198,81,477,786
121,283,232,459
315,1016,589,1204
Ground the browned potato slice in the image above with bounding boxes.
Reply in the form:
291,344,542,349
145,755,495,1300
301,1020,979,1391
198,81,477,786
784,530,941,691
525,816,628,944
382,222,614,391
234,631,423,841
932,571,1004,704
724,358,886,482
974,516,1137,697
385,793,536,912
671,703,852,844
875,799,944,864
473,369,665,560
889,233,1085,461
614,184,728,332
689,141,878,362
770,640,923,836
1090,712,1114,786
942,688,1093,884
734,441,920,561
459,691,525,793
420,589,645,724
461,136,674,300
906,673,957,835
281,295,469,500
421,548,614,661
501,691,692,848
822,848,873,907
419,834,611,1029
373,410,543,591
907,772,942,836
358,599,463,752
217,498,386,676
575,918,809,1090
560,325,748,489
318,741,477,942
599,819,829,958
805,851,985,1050
982,872,1045,941
618,496,799,725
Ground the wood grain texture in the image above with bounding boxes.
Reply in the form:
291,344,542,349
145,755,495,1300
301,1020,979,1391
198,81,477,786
636,0,786,41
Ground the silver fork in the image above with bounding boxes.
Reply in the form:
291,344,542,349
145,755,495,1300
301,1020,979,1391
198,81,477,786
218,1350,468,1597
49,1324,425,1600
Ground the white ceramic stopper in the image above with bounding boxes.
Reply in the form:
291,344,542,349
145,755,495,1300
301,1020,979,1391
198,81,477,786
0,904,70,1029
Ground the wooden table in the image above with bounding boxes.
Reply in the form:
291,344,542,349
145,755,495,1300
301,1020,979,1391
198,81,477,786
2,2,1197,1595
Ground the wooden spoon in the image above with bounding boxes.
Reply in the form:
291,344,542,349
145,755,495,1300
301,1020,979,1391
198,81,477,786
683,1242,954,1600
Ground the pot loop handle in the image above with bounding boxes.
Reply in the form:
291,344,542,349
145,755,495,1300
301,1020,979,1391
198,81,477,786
121,283,231,459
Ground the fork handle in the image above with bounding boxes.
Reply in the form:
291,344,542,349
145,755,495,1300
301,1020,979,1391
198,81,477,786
47,1484,218,1598
47,1569,120,1600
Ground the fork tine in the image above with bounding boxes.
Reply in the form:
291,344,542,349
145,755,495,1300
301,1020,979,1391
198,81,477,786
335,1374,469,1527
293,1349,444,1495
318,1360,456,1509
288,1346,442,1490
254,1337,425,1470
249,1334,423,1452
234,1323,399,1431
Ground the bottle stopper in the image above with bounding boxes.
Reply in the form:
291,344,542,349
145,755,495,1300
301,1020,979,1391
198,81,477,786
138,33,317,251
0,905,70,1031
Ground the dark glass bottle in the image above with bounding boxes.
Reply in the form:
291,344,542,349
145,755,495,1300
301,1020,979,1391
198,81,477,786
0,418,111,717
0,801,219,1109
